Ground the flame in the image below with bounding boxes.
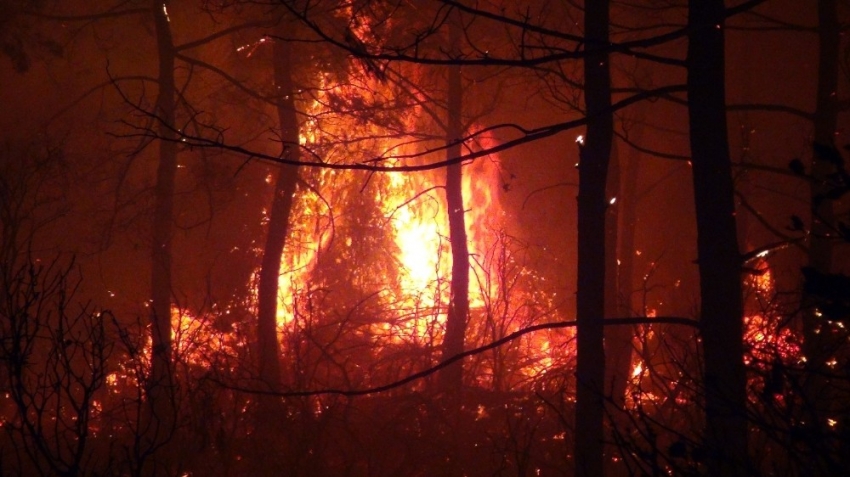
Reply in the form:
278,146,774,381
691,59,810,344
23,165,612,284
743,258,799,369
171,306,245,368
625,258,802,408
374,149,505,343
269,67,509,334
274,175,334,329
385,170,446,295
240,60,565,388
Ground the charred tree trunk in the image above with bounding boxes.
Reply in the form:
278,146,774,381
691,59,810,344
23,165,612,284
575,1,612,476
257,23,300,401
687,1,748,475
439,16,469,399
149,0,176,435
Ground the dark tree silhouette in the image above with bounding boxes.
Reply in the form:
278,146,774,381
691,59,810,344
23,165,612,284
687,0,748,474
802,6,842,470
148,0,178,446
439,9,470,402
256,18,301,407
575,1,612,476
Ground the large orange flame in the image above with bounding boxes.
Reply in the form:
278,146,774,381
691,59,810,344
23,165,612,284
241,64,565,387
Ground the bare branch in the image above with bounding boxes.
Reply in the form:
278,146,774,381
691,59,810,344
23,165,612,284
122,83,687,172
212,315,698,398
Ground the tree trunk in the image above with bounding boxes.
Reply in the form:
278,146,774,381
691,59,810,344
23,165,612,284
439,14,469,399
604,139,638,477
604,142,619,325
809,2,838,270
687,1,748,474
149,0,176,433
617,137,639,315
606,129,641,415
257,22,300,399
803,0,840,472
575,1,612,476
604,141,633,410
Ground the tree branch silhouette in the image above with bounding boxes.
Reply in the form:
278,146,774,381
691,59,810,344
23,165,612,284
213,316,697,398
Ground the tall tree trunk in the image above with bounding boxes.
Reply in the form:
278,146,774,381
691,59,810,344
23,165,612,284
606,128,642,416
605,141,633,409
257,22,300,400
149,0,176,434
604,140,638,477
803,0,840,471
809,2,839,271
439,14,469,399
604,142,619,324
575,1,611,476
687,1,748,475
617,136,639,319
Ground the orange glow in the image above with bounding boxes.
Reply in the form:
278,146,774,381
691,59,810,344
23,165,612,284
625,259,802,408
743,259,800,368
240,64,565,387
385,170,447,297
373,143,507,343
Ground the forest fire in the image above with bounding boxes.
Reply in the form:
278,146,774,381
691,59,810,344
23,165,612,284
624,260,803,410
258,67,556,362
3,1,849,476
267,122,564,375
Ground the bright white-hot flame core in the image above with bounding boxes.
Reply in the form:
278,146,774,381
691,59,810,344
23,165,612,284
240,65,565,387
385,171,446,294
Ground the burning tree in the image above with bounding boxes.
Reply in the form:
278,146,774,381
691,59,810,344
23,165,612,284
3,0,850,476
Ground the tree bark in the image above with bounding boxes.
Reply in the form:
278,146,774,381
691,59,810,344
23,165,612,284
439,13,469,399
149,0,176,432
575,1,612,476
257,22,300,398
687,1,748,474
